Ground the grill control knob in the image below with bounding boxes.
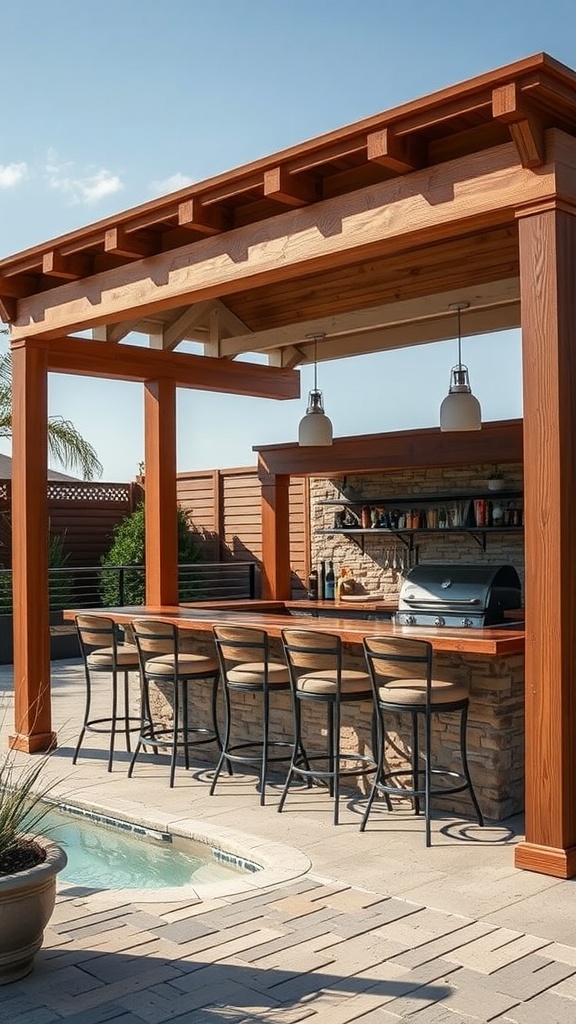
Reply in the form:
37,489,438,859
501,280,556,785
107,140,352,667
404,615,416,625
434,616,445,627
461,617,474,627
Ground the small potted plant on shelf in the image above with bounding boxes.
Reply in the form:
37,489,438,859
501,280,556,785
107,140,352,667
0,733,67,985
487,466,506,491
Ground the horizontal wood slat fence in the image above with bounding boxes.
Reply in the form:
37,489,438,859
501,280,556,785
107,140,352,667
176,468,307,595
0,469,308,595
0,480,143,569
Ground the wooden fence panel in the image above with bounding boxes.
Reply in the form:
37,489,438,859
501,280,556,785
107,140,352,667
0,480,141,568
177,467,307,595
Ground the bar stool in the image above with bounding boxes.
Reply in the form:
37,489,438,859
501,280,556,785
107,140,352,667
73,614,142,772
279,628,375,825
128,619,221,788
211,625,294,804
361,635,484,846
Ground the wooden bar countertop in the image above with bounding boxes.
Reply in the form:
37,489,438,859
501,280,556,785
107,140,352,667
65,600,525,657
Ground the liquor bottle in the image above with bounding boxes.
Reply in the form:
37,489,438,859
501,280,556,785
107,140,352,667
307,568,319,600
319,560,326,602
325,560,335,600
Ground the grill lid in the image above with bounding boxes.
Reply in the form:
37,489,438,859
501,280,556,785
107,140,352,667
398,563,521,616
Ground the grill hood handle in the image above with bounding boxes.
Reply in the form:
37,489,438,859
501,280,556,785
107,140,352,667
404,596,481,606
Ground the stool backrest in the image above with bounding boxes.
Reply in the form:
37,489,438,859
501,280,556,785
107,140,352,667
213,625,268,672
75,614,117,657
363,635,433,701
131,619,177,663
281,627,342,680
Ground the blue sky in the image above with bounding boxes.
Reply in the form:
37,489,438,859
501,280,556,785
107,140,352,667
1,0,574,480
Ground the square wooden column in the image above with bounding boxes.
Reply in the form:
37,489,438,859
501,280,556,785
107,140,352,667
10,340,54,752
259,469,291,599
144,378,178,606
515,203,576,878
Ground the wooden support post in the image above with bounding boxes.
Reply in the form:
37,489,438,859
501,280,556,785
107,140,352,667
515,203,576,878
10,341,54,752
259,468,291,599
144,378,179,606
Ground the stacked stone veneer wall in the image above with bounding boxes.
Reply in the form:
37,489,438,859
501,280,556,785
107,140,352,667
309,462,524,601
148,630,524,822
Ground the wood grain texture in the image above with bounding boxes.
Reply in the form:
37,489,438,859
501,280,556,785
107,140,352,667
144,378,178,605
10,342,53,751
11,141,555,340
62,602,524,655
516,204,576,869
260,474,291,599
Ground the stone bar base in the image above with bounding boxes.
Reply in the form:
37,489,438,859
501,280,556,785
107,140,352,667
148,631,525,822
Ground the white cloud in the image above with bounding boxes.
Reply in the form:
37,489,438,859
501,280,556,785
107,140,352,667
45,149,124,205
151,172,193,195
0,162,28,188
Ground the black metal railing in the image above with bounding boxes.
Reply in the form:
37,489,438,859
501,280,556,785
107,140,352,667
0,561,258,615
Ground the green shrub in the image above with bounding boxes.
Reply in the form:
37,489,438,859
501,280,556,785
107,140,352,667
100,503,201,606
0,533,74,615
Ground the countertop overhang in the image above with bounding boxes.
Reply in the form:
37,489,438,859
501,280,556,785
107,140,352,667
64,601,525,656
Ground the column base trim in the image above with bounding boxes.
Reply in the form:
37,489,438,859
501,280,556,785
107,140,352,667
9,731,57,754
515,841,576,878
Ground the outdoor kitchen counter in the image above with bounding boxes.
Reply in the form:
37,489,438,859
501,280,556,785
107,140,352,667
64,602,525,819
64,601,524,656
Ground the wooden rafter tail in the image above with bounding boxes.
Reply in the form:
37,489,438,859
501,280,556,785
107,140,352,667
367,127,426,174
104,226,158,259
0,297,16,323
263,166,319,207
178,198,231,236
492,83,546,168
42,250,93,280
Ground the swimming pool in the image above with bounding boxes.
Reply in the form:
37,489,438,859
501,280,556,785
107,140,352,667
41,803,260,892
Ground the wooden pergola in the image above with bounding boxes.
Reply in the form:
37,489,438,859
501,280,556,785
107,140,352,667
2,52,576,877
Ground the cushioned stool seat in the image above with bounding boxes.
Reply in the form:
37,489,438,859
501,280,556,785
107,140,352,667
361,635,484,846
74,615,141,772
128,619,221,788
279,628,375,825
211,626,294,805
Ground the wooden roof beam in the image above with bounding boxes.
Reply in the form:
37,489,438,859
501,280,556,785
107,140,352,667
35,334,299,399
493,83,546,167
263,167,319,207
178,199,231,236
42,250,93,280
12,135,567,341
104,227,159,259
367,128,426,174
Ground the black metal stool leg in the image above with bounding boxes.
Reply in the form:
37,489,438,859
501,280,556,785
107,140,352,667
108,669,118,773
169,680,180,788
412,712,420,816
278,695,301,812
260,687,270,805
333,697,341,825
73,662,92,765
460,705,484,826
424,708,432,848
181,680,190,771
123,670,132,753
210,680,232,795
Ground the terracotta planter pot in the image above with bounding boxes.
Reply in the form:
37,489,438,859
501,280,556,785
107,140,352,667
0,838,67,985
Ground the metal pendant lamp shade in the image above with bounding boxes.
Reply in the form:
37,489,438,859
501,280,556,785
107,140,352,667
439,302,482,432
298,334,333,446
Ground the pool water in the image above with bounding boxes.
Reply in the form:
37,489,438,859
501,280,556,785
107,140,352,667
39,805,256,890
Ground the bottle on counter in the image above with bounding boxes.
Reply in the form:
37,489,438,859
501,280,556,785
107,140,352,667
336,566,349,602
319,560,326,602
307,568,319,600
324,560,335,600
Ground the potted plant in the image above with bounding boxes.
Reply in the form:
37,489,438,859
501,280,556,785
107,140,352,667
487,466,506,491
0,744,67,985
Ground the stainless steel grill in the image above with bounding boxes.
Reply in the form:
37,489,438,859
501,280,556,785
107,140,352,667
395,563,522,629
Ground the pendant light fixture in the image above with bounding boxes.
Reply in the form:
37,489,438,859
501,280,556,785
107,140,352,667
298,333,333,446
439,301,482,432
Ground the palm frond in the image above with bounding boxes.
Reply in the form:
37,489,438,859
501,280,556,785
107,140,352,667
0,352,103,479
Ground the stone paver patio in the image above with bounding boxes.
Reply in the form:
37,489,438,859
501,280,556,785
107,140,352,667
2,658,576,1023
